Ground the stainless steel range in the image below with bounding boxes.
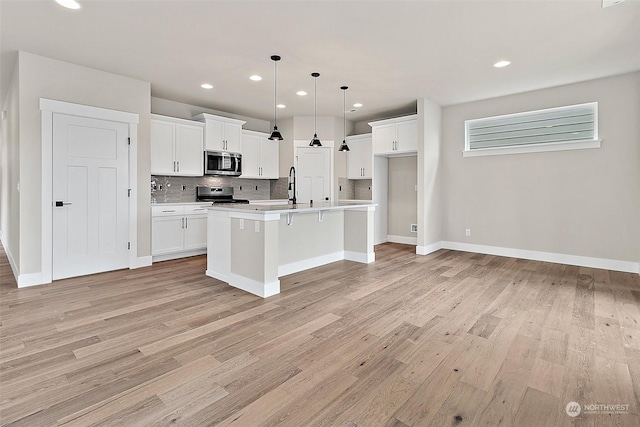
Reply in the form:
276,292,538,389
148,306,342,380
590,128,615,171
196,186,250,204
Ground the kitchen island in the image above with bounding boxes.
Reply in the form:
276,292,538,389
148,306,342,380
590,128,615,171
206,202,376,297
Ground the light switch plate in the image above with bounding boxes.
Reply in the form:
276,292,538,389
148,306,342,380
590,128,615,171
254,221,260,233
239,219,244,230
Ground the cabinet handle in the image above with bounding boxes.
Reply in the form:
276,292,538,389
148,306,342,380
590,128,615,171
173,161,176,172
185,217,188,229
181,217,184,229
176,161,180,172
193,208,205,211
162,209,176,213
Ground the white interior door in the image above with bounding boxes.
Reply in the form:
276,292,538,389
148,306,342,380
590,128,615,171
296,147,331,203
52,114,130,280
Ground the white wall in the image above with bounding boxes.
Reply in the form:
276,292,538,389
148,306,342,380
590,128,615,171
0,58,20,272
11,51,151,276
151,97,270,133
388,156,417,239
441,72,640,265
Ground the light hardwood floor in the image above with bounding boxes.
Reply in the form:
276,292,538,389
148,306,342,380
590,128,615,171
1,243,639,426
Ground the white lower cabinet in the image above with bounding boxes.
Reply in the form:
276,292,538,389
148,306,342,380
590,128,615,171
151,204,209,260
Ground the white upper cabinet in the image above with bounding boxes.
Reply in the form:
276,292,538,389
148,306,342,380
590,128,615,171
369,115,417,155
240,130,279,179
193,113,246,153
151,114,204,176
346,134,373,179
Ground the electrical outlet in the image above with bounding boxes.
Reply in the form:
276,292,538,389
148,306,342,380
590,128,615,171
254,221,260,233
411,224,418,233
465,228,471,236
181,185,186,191
239,219,244,230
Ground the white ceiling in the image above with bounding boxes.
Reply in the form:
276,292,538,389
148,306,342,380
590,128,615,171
2,0,639,123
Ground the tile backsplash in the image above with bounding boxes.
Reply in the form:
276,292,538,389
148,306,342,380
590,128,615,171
151,175,272,203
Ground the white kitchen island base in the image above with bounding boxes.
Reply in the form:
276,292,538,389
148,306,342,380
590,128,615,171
206,202,376,297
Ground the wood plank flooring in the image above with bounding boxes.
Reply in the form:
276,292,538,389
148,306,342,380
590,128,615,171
1,243,639,426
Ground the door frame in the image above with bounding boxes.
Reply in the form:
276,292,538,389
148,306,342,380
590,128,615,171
293,140,335,202
40,98,139,284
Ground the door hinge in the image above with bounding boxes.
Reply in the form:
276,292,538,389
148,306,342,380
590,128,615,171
128,137,131,145
128,189,131,197
127,242,131,250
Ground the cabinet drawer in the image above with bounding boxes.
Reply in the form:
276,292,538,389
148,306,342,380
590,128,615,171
151,205,185,217
185,205,210,215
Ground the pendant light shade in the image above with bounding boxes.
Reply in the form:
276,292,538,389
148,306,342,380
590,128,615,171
338,85,350,152
269,55,284,141
309,72,322,147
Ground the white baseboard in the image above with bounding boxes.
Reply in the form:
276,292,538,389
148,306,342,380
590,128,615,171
151,249,206,263
416,242,443,255
206,269,229,283
133,256,152,268
17,273,48,288
1,230,19,284
387,235,417,245
278,251,345,277
228,273,280,298
439,241,640,274
344,251,375,264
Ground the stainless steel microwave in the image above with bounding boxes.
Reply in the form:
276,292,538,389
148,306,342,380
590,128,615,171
204,151,242,176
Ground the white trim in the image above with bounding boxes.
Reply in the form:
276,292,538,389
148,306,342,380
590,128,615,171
462,139,601,157
40,98,139,124
0,230,19,284
228,273,280,298
206,269,229,284
344,251,375,264
17,273,47,288
438,241,640,274
227,211,281,221
151,113,204,127
40,99,140,285
416,242,443,255
387,235,417,245
278,251,344,277
134,256,153,268
152,249,206,263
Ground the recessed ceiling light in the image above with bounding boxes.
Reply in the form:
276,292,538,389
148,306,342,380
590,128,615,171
494,60,511,68
277,104,286,109
250,75,262,81
201,83,213,89
56,0,81,9
353,103,363,108
296,91,307,96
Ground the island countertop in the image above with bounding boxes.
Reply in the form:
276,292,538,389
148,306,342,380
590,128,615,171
206,201,376,215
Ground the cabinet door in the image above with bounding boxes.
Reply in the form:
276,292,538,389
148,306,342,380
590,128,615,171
240,135,260,179
347,138,365,179
151,216,184,255
184,215,207,250
372,124,395,155
204,119,225,151
224,123,243,153
259,139,280,179
396,120,417,153
175,124,204,176
362,135,373,178
151,120,176,175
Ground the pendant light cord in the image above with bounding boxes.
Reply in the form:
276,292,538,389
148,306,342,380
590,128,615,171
274,59,277,126
314,75,317,135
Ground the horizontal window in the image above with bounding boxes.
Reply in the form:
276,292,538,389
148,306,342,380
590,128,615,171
464,102,601,157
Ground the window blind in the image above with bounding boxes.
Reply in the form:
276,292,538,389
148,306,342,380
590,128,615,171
466,103,597,150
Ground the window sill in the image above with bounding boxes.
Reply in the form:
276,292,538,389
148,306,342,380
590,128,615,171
463,139,601,158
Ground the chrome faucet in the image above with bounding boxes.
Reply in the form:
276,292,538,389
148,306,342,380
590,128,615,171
288,166,297,205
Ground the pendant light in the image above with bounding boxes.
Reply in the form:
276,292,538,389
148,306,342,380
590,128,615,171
309,72,322,147
268,55,283,141
338,86,350,152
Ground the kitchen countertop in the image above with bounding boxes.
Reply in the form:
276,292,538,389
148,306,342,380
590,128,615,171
206,201,375,215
